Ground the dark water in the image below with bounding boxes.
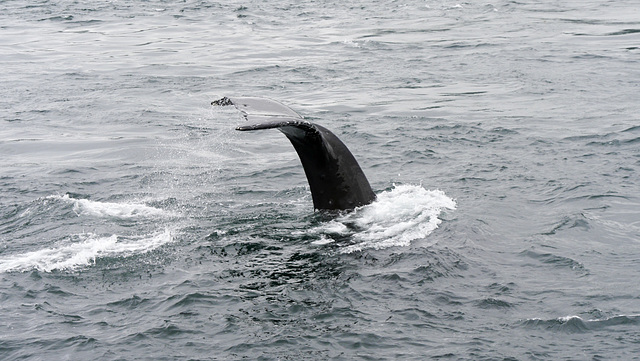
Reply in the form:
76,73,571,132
2,0,639,359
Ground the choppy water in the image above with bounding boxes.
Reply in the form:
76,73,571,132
1,0,639,359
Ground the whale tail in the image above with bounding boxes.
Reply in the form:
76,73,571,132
213,97,376,211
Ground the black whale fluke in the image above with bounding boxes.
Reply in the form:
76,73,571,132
212,96,376,211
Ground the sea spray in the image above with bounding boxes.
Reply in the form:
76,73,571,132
0,228,173,273
49,194,174,219
308,184,456,252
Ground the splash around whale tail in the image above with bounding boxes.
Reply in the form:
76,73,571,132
212,97,376,211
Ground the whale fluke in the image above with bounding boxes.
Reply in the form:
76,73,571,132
213,96,376,211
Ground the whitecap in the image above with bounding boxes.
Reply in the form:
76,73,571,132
311,235,336,246
0,229,173,273
49,194,173,218
309,184,456,253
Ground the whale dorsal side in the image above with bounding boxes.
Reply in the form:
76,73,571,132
212,96,376,211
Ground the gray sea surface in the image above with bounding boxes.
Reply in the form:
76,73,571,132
1,0,639,360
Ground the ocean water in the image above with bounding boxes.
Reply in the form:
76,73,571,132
1,0,639,359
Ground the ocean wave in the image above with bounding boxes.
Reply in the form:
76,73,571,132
522,314,640,333
48,194,174,219
520,249,586,272
0,228,174,273
308,184,456,253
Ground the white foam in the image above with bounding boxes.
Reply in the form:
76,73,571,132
321,220,350,235
310,184,456,253
0,229,173,273
50,194,172,218
311,235,336,246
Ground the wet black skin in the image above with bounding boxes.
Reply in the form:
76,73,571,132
213,97,376,211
